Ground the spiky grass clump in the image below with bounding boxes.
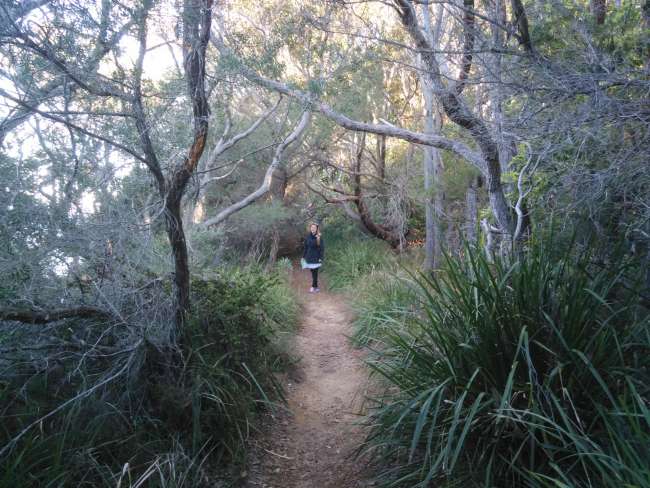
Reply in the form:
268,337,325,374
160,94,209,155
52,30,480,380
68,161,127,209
364,241,649,487
325,239,393,291
351,269,418,348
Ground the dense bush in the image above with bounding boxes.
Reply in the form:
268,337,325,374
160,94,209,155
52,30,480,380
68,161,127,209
179,267,299,456
362,241,650,487
0,266,298,487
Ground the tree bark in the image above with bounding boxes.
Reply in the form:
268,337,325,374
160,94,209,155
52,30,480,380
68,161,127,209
420,2,444,271
161,0,212,324
376,134,386,181
465,175,481,245
352,133,404,249
393,0,514,237
591,0,607,24
510,0,533,52
165,196,191,321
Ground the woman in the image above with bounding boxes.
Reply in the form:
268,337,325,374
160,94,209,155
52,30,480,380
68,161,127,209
303,223,324,293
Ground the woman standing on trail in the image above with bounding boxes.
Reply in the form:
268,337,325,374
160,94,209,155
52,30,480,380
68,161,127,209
303,223,324,293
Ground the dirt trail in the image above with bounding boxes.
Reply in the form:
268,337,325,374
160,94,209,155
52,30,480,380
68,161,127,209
245,268,371,488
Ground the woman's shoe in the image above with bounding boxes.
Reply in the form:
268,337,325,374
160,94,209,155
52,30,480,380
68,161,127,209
309,287,315,293
314,287,320,293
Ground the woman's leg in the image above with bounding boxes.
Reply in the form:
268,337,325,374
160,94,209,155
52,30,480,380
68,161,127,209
311,268,318,288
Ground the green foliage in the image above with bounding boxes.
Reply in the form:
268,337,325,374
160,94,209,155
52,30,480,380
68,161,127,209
325,238,393,291
0,267,299,487
178,267,298,459
361,239,649,487
350,268,418,348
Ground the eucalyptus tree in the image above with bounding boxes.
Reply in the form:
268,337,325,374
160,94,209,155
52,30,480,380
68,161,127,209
0,0,214,324
214,1,524,251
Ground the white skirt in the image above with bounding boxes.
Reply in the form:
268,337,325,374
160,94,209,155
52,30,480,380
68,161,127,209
301,258,321,269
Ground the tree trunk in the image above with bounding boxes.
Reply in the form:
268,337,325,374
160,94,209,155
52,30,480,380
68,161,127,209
420,1,445,271
376,134,386,181
165,196,191,325
270,164,288,201
162,0,212,324
465,175,481,245
395,0,514,239
591,0,607,24
267,229,280,269
352,132,403,249
488,0,518,251
422,89,444,271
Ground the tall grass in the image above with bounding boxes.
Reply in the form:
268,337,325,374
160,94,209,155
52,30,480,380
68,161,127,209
350,268,418,347
183,266,299,459
325,238,393,291
362,241,649,487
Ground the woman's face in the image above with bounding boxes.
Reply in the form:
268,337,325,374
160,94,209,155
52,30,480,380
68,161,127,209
310,224,318,235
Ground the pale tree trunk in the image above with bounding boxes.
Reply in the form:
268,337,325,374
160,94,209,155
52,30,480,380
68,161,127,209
201,111,310,228
269,164,288,201
465,175,481,245
491,0,515,176
490,0,520,254
188,97,281,224
420,2,445,271
376,134,387,181
641,0,650,70
422,88,444,270
393,0,514,240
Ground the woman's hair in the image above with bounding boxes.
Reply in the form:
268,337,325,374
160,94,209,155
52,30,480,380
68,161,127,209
309,222,319,230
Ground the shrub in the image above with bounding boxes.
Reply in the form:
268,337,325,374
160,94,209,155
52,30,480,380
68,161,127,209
181,267,298,459
363,240,650,487
0,266,298,487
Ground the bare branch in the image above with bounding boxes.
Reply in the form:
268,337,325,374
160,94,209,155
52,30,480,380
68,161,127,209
0,87,150,165
201,110,311,227
209,36,488,174
205,96,282,170
0,306,113,324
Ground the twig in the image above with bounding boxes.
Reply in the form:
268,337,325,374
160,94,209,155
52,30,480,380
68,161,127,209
263,448,294,460
0,357,135,458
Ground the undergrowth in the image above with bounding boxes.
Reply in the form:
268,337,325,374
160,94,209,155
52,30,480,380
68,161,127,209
349,268,418,348
358,241,650,487
0,264,298,487
325,238,393,291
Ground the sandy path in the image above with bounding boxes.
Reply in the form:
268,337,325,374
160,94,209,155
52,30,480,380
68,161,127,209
245,269,370,488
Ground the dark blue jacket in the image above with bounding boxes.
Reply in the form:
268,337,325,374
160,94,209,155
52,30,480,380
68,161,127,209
303,233,324,264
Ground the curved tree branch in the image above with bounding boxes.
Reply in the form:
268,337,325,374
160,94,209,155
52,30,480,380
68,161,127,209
201,110,311,227
456,0,475,95
209,36,488,174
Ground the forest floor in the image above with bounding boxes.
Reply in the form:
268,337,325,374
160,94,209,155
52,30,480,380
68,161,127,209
244,266,373,488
